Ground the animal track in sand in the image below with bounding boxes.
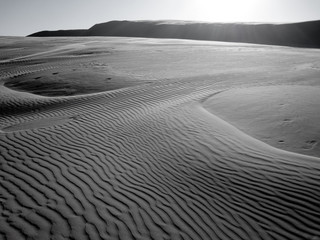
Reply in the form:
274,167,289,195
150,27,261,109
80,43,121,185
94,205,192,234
303,140,318,150
283,118,293,122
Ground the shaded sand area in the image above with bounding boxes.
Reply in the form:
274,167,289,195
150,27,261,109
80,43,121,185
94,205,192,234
1,37,320,240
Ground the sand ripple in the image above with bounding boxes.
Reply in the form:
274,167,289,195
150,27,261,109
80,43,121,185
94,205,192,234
1,38,320,240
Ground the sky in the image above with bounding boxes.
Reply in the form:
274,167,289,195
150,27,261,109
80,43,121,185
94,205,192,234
1,0,320,36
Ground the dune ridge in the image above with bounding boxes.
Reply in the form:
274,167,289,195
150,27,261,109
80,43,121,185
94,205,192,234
1,37,320,240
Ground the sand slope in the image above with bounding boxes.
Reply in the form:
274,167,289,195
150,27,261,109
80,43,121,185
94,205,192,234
1,37,320,240
203,86,320,158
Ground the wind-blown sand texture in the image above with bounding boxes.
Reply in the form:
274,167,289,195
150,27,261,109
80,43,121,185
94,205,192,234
1,37,320,240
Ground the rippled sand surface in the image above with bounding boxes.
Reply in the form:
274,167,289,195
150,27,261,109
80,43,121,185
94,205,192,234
1,37,320,240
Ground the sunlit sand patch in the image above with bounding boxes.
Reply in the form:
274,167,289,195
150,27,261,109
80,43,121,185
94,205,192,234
203,85,320,157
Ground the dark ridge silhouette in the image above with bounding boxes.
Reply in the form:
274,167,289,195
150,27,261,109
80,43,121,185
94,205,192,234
28,29,87,37
28,20,320,48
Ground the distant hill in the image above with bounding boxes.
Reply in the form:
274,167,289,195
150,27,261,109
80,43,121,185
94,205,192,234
28,29,87,37
28,20,320,48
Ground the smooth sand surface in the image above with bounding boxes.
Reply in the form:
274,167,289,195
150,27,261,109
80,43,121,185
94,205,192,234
204,86,320,158
1,37,320,240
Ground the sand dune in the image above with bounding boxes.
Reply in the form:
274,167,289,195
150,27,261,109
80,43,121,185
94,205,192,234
29,20,320,48
1,37,320,240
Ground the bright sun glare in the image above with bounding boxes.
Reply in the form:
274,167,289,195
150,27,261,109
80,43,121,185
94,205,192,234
185,0,262,22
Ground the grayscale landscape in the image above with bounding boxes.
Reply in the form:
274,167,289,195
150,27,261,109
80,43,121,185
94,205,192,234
1,19,320,240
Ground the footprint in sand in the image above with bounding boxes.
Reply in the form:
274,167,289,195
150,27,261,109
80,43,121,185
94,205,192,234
302,140,318,150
